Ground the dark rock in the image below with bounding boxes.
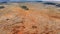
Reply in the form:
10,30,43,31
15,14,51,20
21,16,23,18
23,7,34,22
56,4,60,7
43,2,56,5
0,6,5,9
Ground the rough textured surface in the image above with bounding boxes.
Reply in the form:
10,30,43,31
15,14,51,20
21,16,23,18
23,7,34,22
0,2,60,34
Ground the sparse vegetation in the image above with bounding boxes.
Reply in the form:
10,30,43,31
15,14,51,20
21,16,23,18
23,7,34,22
20,6,29,10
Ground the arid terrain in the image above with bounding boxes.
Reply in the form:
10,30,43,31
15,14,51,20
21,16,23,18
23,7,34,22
0,2,60,34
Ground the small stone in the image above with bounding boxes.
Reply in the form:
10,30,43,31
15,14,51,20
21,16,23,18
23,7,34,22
6,19,9,20
32,25,37,29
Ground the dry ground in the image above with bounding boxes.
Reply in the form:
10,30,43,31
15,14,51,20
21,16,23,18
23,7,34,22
0,2,60,34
